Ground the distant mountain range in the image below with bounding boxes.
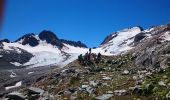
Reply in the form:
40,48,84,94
0,23,170,68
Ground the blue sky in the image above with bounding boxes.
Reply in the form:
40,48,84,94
1,0,170,47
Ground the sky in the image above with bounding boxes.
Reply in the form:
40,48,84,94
1,0,170,47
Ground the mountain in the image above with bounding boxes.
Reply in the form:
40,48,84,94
1,23,170,99
27,23,170,100
0,24,170,68
96,26,143,54
0,30,88,68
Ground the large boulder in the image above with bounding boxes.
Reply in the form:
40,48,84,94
28,87,44,95
114,89,127,96
6,91,25,100
95,94,113,100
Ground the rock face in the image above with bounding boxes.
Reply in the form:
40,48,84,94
0,39,10,43
133,24,170,70
60,39,87,48
39,30,63,48
15,33,39,47
134,32,146,43
0,47,33,65
135,42,170,69
100,32,118,45
22,36,39,47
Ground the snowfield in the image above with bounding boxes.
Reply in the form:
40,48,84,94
10,62,22,66
163,31,170,40
2,40,89,68
97,27,142,55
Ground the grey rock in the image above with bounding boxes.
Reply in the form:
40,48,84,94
6,91,25,100
158,81,166,87
114,89,127,96
129,86,142,95
86,86,95,94
28,87,44,95
166,91,170,100
122,70,129,75
95,94,113,100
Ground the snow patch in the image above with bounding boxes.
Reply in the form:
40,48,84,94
5,81,22,90
28,72,34,74
10,71,17,78
163,31,170,40
10,62,22,66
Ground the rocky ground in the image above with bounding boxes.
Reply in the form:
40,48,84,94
1,51,170,100
0,65,59,98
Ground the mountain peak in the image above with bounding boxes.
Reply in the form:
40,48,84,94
15,33,35,42
15,33,39,47
39,30,63,48
101,26,142,45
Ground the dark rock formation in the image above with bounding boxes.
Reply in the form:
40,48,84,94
15,33,39,47
60,39,87,48
101,33,117,45
0,47,33,64
134,32,146,43
22,36,39,47
0,39,10,43
39,30,63,48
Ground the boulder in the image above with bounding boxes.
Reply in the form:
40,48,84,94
143,83,154,95
89,81,101,87
129,86,142,95
28,87,44,95
122,70,129,75
114,89,127,96
95,94,113,100
158,81,166,87
6,91,25,100
86,86,95,94
163,75,168,79
166,91,170,99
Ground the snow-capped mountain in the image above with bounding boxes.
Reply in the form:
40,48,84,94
95,24,170,55
1,23,170,68
0,30,89,68
95,26,142,55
